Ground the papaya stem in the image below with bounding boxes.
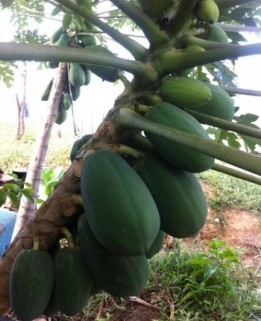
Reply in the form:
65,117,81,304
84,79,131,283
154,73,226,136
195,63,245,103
186,109,261,139
179,34,230,50
60,226,75,249
110,0,169,49
114,144,145,159
0,42,155,81
155,42,261,77
33,236,40,250
167,0,198,37
116,108,261,176
55,0,148,60
212,162,261,186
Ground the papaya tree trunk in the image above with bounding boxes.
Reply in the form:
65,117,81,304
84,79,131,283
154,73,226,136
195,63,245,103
11,62,68,240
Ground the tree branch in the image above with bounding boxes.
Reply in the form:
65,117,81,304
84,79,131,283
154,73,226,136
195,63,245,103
55,0,148,60
155,42,261,77
110,0,169,49
116,108,261,176
186,109,261,139
223,86,261,97
212,162,261,185
0,42,156,82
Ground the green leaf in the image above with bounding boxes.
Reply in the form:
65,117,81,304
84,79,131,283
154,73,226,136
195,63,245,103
51,5,62,16
62,13,73,30
21,188,34,202
236,113,259,125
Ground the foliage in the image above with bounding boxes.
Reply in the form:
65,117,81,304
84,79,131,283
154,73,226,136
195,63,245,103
146,240,259,320
37,166,65,205
0,181,33,209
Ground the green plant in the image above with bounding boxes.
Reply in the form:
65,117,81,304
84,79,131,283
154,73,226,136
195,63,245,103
0,181,33,209
37,167,65,205
148,240,259,320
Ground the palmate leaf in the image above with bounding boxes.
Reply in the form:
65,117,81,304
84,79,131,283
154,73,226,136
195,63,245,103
0,61,17,87
206,111,261,153
234,113,261,153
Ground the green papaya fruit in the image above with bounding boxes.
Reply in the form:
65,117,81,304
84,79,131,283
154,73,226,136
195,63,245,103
186,82,235,121
70,85,81,101
195,0,220,24
41,79,53,101
55,100,67,125
54,246,93,316
10,248,54,321
159,76,212,108
144,101,214,173
82,45,120,82
204,23,229,43
135,152,208,238
54,32,70,47
78,33,96,47
62,92,72,111
68,63,86,87
77,214,150,297
51,27,64,44
70,134,92,161
80,149,160,256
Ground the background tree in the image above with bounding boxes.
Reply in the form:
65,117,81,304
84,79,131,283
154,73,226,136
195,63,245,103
0,0,260,318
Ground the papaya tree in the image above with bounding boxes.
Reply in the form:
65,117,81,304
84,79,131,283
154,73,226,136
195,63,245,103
0,0,261,318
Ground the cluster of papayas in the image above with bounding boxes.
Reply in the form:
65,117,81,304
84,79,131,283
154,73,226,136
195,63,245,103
9,233,95,320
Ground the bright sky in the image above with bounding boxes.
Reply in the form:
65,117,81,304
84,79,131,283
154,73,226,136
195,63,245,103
0,8,260,137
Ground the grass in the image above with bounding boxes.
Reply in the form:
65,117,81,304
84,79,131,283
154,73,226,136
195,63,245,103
198,170,261,212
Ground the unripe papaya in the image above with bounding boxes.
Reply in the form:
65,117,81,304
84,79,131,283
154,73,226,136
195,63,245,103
62,92,72,111
144,101,214,172
204,24,229,43
10,248,54,321
185,82,235,121
80,149,160,256
70,85,81,101
135,152,208,238
70,134,92,161
41,79,53,101
160,76,212,108
78,34,96,47
145,229,165,259
54,32,70,47
68,63,86,87
82,45,119,82
78,214,150,297
55,100,67,125
51,26,63,44
195,0,219,24
54,246,93,316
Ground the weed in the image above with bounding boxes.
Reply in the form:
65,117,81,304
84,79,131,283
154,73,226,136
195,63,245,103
147,240,260,321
